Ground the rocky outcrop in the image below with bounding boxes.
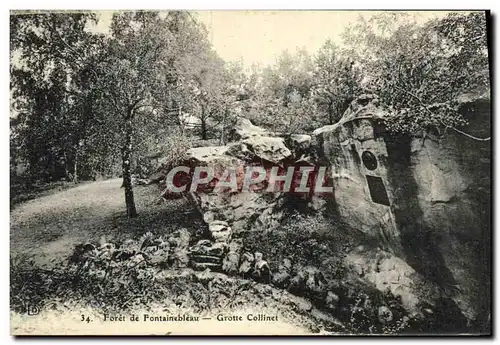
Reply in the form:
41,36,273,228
313,93,491,327
153,118,317,237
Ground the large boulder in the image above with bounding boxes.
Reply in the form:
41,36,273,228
313,93,491,326
239,136,292,165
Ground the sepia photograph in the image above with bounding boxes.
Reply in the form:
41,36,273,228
9,9,491,335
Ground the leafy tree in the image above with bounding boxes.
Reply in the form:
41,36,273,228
10,12,103,183
343,12,490,139
311,40,363,125
10,11,227,218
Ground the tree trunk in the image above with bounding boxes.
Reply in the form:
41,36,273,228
122,116,137,218
220,107,227,145
73,150,78,184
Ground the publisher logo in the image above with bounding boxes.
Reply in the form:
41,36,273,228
27,305,39,316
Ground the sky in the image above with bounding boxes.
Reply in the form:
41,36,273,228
92,10,451,69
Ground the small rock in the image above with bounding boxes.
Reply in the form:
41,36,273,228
295,297,313,312
195,269,216,283
188,240,226,271
112,249,137,261
191,262,220,271
324,291,339,311
354,265,364,276
168,228,190,250
203,211,216,223
282,258,292,271
127,253,147,268
272,258,292,288
253,252,272,284
239,252,254,278
253,283,273,297
222,252,240,275
272,289,283,301
146,249,168,265
209,221,232,243
171,248,190,268
189,240,227,257
378,306,394,324
228,239,243,253
289,266,327,296
273,271,291,289
120,239,136,250
231,220,248,233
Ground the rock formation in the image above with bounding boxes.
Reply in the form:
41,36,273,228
313,93,491,326
151,93,490,329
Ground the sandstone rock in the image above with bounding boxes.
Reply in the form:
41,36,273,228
222,252,240,275
188,240,227,272
170,248,190,268
167,228,190,250
239,252,255,278
272,258,293,288
242,136,292,165
289,266,328,297
228,239,243,253
208,221,232,243
325,291,340,312
313,93,491,324
185,145,230,162
152,118,294,241
232,118,269,140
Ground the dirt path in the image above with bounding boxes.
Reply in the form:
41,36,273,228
10,178,203,266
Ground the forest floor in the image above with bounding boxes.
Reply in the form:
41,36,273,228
10,178,203,267
10,179,344,335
